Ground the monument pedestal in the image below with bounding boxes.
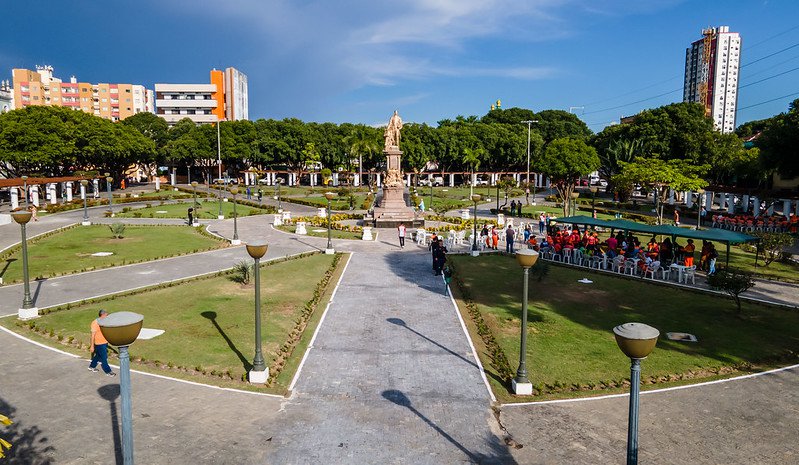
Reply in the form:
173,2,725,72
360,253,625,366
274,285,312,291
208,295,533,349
373,147,420,228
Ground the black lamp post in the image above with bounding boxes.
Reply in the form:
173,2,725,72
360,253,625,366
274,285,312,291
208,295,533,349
430,182,434,210
570,191,579,217
11,211,36,319
324,192,335,254
613,323,659,465
191,181,199,208
217,177,225,220
471,194,481,255
21,175,29,209
590,186,598,218
230,187,240,245
80,179,90,225
246,242,269,383
105,174,114,217
512,249,539,395
696,189,705,230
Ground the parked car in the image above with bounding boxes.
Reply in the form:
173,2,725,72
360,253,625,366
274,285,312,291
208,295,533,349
418,176,444,187
213,178,239,185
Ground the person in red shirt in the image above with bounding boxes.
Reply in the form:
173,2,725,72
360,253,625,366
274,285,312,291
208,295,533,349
683,239,696,267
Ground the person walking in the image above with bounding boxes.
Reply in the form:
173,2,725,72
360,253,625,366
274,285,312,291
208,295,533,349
506,225,516,253
707,243,718,275
509,200,516,217
674,209,680,226
525,187,530,205
397,223,406,249
89,310,116,377
187,207,194,225
538,212,546,235
433,239,447,275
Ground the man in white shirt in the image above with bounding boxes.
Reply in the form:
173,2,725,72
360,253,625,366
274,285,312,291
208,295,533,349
398,223,406,249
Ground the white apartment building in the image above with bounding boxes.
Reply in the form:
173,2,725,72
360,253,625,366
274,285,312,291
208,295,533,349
0,79,13,113
224,67,248,121
154,83,219,125
683,26,741,133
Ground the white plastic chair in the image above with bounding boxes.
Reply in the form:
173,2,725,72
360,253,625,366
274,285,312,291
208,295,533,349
643,264,660,279
683,265,697,284
612,256,625,273
623,260,638,276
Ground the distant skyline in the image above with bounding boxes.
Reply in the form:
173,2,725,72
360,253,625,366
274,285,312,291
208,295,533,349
2,1,797,131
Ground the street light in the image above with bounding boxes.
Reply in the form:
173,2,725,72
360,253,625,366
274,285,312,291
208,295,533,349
21,175,29,210
696,188,705,230
11,211,37,320
512,249,539,394
245,242,269,384
80,179,90,225
106,176,114,217
590,186,598,219
570,191,580,217
521,120,539,187
190,181,199,209
98,311,144,465
613,322,659,465
230,187,241,245
324,192,336,254
470,194,482,256
274,178,283,212
217,177,225,220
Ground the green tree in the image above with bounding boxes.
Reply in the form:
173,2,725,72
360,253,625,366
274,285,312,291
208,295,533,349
614,157,708,224
753,232,794,266
462,146,485,196
707,268,756,315
537,137,600,216
758,99,799,178
533,110,592,144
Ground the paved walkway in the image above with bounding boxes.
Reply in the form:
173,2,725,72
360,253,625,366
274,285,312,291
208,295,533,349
0,196,798,463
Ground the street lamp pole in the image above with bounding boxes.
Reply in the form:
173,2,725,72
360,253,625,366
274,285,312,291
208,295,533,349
218,178,225,220
12,211,36,319
470,194,482,256
613,323,659,465
21,175,29,210
696,189,705,230
230,187,240,245
570,192,580,217
246,242,269,383
98,311,144,465
80,179,90,226
512,249,539,395
590,186,598,218
106,175,114,217
521,120,539,191
324,192,335,254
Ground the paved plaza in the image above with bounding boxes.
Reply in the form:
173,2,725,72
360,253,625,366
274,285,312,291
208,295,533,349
0,200,798,464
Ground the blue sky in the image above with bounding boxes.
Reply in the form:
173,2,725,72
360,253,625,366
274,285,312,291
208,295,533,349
2,1,798,131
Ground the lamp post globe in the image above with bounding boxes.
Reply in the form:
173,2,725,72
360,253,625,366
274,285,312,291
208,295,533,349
613,322,659,465
324,192,336,254
470,194,481,256
99,311,144,465
106,176,114,217
190,180,199,208
80,179,90,225
512,249,538,395
12,211,37,319
245,242,269,383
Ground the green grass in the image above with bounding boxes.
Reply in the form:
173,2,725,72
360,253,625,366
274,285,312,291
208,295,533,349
448,254,799,402
0,225,225,283
277,225,364,240
115,200,267,219
2,253,342,393
137,189,192,199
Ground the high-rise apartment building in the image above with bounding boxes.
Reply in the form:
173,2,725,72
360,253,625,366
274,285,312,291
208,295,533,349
0,80,12,113
156,67,248,125
11,66,153,122
683,26,741,133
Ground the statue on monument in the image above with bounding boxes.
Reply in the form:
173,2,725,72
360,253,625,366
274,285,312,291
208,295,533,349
384,110,403,151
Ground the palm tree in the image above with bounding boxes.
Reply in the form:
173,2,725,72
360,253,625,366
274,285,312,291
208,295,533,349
462,147,485,197
344,126,379,188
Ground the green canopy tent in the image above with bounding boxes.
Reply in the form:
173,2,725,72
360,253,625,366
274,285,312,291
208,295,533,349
555,215,758,267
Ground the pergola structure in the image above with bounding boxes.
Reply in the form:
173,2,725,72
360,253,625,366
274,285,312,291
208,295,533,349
556,215,759,268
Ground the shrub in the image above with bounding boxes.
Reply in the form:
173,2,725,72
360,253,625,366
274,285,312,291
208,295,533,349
109,223,126,239
230,261,253,284
707,268,756,314
753,232,794,266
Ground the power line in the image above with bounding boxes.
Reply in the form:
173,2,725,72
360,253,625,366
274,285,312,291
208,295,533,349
740,53,799,80
747,25,799,50
581,88,682,116
739,65,799,89
736,91,799,111
580,75,681,107
741,42,799,68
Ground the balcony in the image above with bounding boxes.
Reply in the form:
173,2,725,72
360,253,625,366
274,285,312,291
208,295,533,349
156,99,217,109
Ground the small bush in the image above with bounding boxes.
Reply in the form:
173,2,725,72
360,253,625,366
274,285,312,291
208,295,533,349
230,261,253,284
109,223,126,239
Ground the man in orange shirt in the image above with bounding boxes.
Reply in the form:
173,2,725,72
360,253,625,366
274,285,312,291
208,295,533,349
89,310,116,377
683,239,696,267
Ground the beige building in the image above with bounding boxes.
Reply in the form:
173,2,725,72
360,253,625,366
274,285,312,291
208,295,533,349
12,65,153,121
157,67,248,125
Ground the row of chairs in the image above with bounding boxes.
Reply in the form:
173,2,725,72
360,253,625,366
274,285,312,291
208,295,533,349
540,247,698,284
712,215,790,233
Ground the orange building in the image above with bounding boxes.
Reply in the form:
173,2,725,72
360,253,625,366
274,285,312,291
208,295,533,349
11,65,154,121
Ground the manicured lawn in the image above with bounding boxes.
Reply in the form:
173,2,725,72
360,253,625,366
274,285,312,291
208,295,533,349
448,254,799,402
0,225,226,283
276,224,364,240
115,200,267,219
2,253,342,393
137,189,192,199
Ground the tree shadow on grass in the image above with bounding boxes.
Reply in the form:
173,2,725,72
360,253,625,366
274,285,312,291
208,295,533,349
0,397,55,464
201,311,252,372
0,258,16,282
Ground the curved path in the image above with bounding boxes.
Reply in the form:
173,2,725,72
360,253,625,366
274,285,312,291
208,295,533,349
0,201,797,463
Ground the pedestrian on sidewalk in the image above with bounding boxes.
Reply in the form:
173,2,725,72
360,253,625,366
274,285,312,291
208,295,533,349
257,189,263,202
433,239,447,275
88,310,116,377
29,204,38,222
538,212,546,235
246,187,251,200
509,200,516,217
506,225,516,253
187,207,194,225
674,209,680,226
398,223,406,249
525,187,530,205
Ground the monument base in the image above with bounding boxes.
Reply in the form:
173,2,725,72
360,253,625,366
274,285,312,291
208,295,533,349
248,368,269,384
373,185,419,228
512,379,533,395
325,248,335,255
18,307,39,320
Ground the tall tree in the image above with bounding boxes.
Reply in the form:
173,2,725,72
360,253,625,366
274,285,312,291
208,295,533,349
758,98,799,178
537,137,600,216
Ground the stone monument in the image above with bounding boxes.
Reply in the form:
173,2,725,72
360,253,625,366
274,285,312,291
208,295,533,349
373,111,420,228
